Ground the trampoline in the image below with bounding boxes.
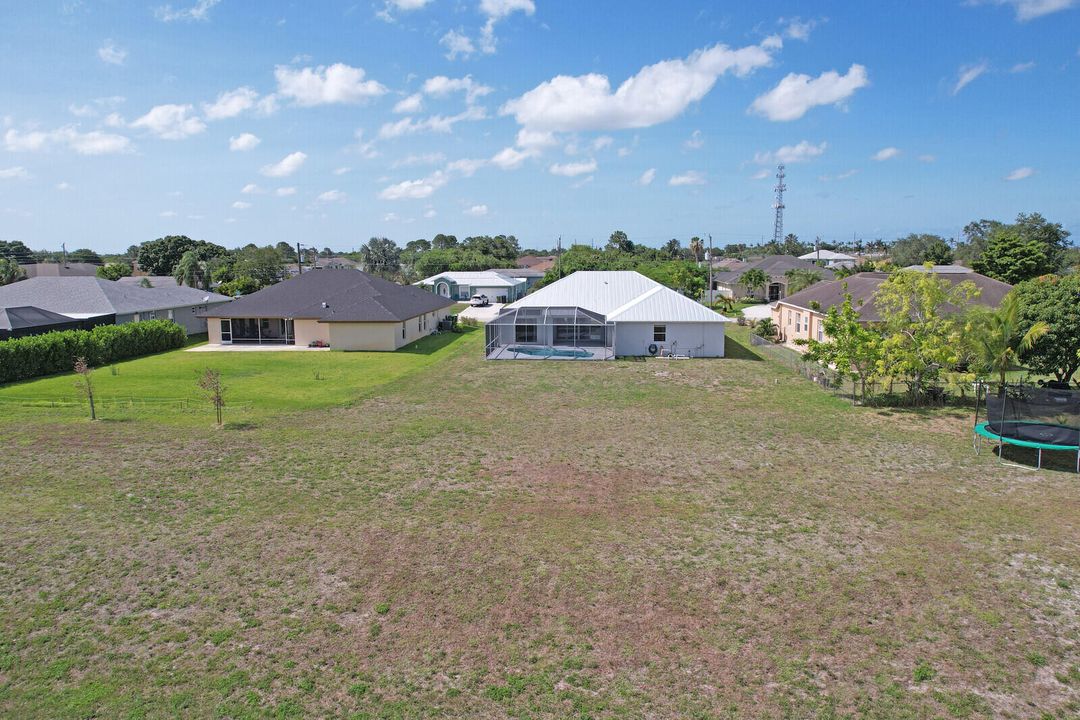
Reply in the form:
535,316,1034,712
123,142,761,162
973,384,1080,471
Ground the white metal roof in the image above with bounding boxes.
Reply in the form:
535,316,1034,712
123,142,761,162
798,249,857,261
415,270,523,288
506,271,731,323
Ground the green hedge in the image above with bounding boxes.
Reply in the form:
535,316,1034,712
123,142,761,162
0,320,186,384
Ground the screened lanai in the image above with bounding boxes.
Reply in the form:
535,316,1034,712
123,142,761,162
484,306,615,360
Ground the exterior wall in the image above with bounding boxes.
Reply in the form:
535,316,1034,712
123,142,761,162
294,318,330,347
614,321,726,358
774,304,824,349
326,309,448,351
126,301,228,335
207,319,223,344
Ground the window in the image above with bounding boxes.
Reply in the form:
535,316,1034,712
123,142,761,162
167,309,174,320
817,322,824,341
515,324,537,343
418,317,422,332
401,322,406,339
786,310,792,326
459,288,470,300
795,313,802,333
653,325,666,342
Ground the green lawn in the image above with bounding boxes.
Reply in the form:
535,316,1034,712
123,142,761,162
0,325,1077,718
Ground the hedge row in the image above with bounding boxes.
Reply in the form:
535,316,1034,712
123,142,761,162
0,320,187,384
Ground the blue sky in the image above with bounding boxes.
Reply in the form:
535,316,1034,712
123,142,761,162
1,0,1078,253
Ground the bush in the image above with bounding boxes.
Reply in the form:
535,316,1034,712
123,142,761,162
0,320,186,384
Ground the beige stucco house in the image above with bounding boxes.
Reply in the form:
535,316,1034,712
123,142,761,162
199,269,454,351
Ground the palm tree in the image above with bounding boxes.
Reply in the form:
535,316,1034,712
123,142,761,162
754,317,778,340
967,293,1050,392
738,268,768,299
0,257,25,286
688,236,704,263
784,268,822,294
173,250,205,288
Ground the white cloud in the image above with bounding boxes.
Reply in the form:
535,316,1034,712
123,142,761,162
3,127,132,155
229,132,260,151
872,146,900,161
261,151,307,177
752,168,770,180
350,129,379,159
549,159,597,177
241,183,262,194
1005,166,1035,181
130,103,206,139
103,112,126,128
952,61,990,95
377,0,434,20
780,17,817,40
393,93,424,114
669,171,706,186
68,96,125,118
203,87,259,120
516,128,558,149
377,105,486,139
490,146,536,170
275,63,387,106
918,154,937,163
378,171,449,200
617,147,632,158
502,39,779,132
424,207,437,218
592,135,614,151
446,158,486,177
0,166,29,179
317,189,346,202
439,30,476,60
967,0,1077,22
422,75,493,104
275,187,296,196
684,129,704,150
477,0,535,54
56,181,71,190
98,40,127,65
333,166,351,175
637,168,656,186
1009,60,1036,73
749,64,869,121
232,200,251,209
464,203,489,217
155,0,221,22
754,140,827,165
160,210,177,217
383,212,399,222
392,152,447,168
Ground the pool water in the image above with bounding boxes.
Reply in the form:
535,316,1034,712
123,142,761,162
508,345,594,358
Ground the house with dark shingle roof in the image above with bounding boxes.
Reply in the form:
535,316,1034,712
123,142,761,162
711,255,836,302
770,269,1013,349
198,269,455,350
0,277,231,335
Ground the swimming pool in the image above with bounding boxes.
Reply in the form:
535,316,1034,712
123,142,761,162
508,345,594,358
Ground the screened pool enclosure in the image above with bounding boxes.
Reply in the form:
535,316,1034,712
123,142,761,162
484,306,615,360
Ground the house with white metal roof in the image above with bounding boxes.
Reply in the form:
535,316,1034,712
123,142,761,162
415,270,527,303
484,270,731,360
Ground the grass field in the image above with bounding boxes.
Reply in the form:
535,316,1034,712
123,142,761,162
1,326,1077,718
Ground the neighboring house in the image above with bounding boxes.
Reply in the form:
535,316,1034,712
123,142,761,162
488,267,546,290
712,255,836,302
19,262,101,278
0,277,231,335
770,269,1013,349
516,255,557,272
416,271,527,303
199,269,454,350
797,249,858,269
485,270,731,359
0,306,111,340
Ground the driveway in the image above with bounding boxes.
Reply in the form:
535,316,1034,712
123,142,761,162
458,303,504,323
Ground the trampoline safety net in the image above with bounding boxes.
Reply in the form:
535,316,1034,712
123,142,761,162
985,386,1080,447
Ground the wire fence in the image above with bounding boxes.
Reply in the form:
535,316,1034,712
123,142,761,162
749,333,851,399
0,395,254,412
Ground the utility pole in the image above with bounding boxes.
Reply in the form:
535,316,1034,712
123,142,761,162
296,242,303,274
62,242,68,267
707,233,714,305
556,236,563,279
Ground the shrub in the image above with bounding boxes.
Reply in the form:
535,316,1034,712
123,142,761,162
0,320,186,384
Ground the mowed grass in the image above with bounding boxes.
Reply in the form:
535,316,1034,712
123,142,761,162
0,328,477,423
0,325,1078,719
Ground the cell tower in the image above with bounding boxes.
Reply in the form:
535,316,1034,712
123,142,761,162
772,164,786,245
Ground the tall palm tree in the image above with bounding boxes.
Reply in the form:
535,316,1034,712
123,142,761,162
968,293,1050,392
784,268,822,294
688,236,704,263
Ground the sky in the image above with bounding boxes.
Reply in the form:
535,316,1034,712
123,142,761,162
0,0,1078,254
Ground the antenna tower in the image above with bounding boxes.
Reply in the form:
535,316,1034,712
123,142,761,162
772,164,786,245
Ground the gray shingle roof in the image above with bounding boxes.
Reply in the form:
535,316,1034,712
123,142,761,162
199,269,455,322
713,255,837,285
0,277,231,316
776,270,1013,322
